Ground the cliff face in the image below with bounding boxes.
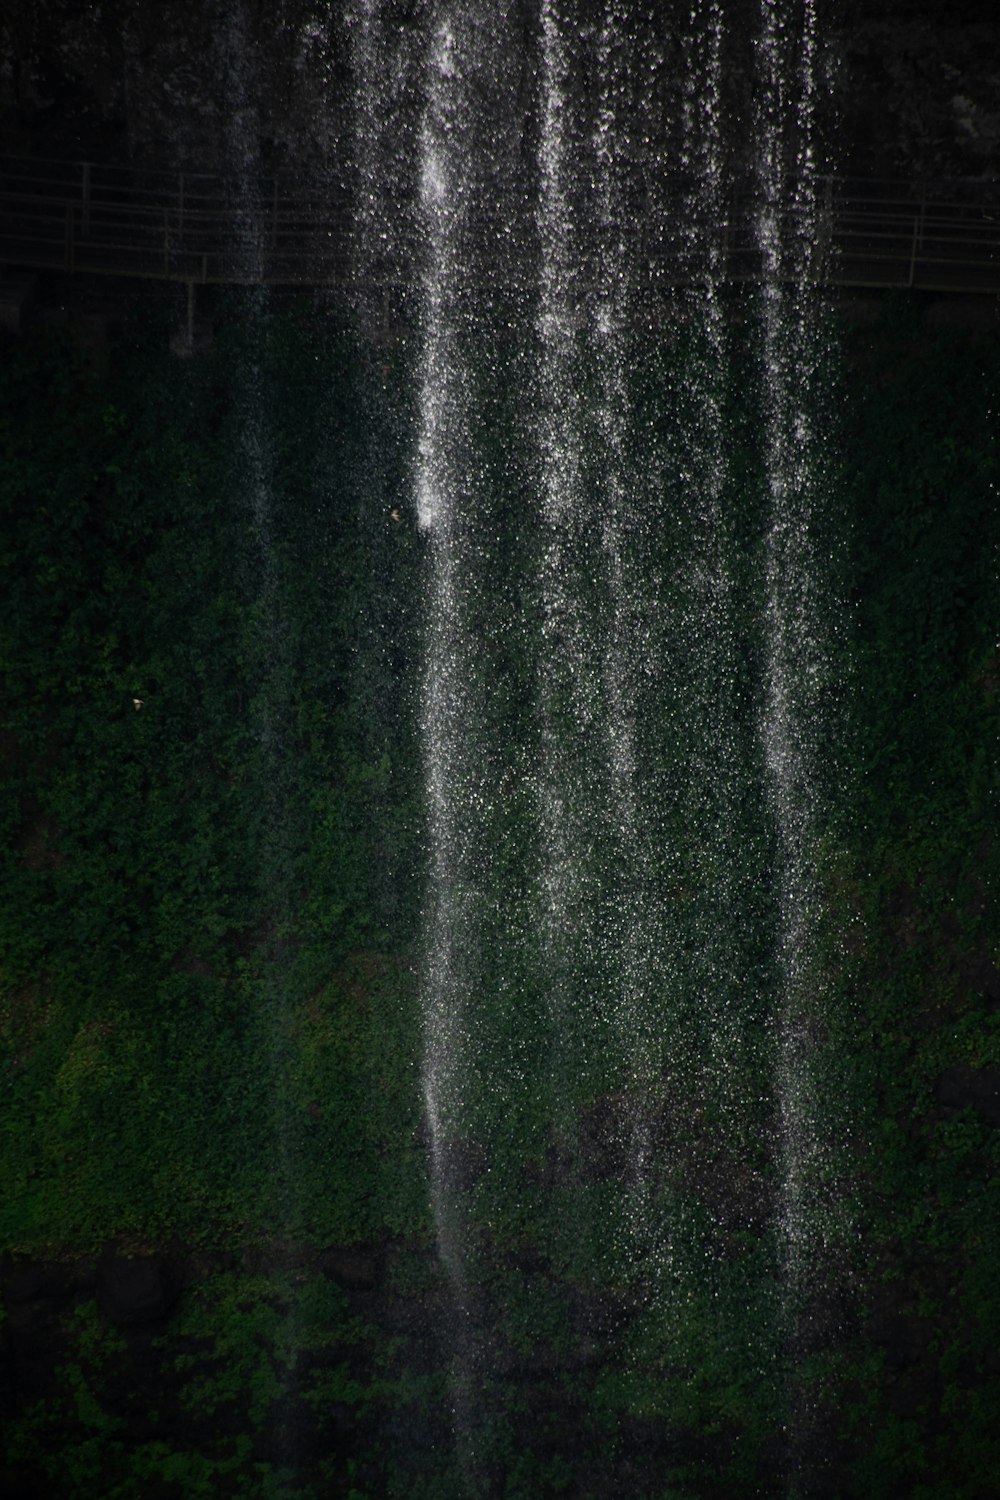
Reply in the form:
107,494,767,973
0,0,355,169
2,1,999,182
2,275,998,1500
834,11,1000,178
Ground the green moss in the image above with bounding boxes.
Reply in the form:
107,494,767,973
1,293,998,1495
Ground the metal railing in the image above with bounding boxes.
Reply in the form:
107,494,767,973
1,155,997,295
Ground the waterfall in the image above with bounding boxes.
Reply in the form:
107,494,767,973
349,0,423,333
753,0,847,1480
590,6,663,1271
415,5,482,1393
384,0,847,1484
413,5,527,1465
534,0,606,1246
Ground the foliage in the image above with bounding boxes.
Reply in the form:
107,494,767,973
1,291,998,1496
0,305,424,1252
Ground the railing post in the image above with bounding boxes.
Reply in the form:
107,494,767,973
908,190,927,288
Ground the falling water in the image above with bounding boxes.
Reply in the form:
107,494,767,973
415,2,480,1354
650,0,784,1394
393,0,847,1484
413,6,528,1467
753,0,847,1483
677,0,753,1107
349,0,422,332
755,0,831,1320
533,2,668,1315
592,30,670,1302
534,0,604,1239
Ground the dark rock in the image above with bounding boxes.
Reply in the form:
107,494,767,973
934,1064,1000,1125
434,1136,488,1192
871,1310,928,1370
885,1368,940,1421
320,1242,383,1290
318,1247,380,1291
939,907,964,942
97,1252,175,1326
495,1340,569,1379
866,1274,938,1384
327,1402,359,1440
575,1094,635,1182
505,1246,551,1276
169,947,217,978
687,1157,773,1234
963,952,1000,1007
1,1259,90,1330
4,1264,67,1306
0,1463,44,1499
884,882,919,949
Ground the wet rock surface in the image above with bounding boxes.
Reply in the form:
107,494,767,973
97,1250,177,1325
3,2,1000,182
934,1063,1000,1125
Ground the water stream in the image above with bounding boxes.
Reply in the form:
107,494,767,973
350,0,846,1486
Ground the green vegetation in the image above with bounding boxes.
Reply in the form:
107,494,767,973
0,300,425,1252
831,295,1000,1496
0,291,997,1496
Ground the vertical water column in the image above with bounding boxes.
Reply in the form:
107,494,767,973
535,0,605,1149
415,9,508,1457
677,0,746,1077
590,6,664,1277
753,0,844,1465
217,0,267,283
675,1,779,1202
349,0,422,330
350,0,393,325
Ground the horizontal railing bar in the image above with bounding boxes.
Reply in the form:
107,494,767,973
2,160,998,295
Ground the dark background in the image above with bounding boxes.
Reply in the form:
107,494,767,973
1,5,998,1497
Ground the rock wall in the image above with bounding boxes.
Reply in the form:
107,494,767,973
2,1,999,182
